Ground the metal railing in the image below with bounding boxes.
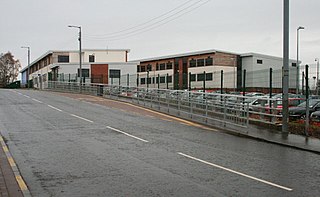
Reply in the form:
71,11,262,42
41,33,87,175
45,81,285,130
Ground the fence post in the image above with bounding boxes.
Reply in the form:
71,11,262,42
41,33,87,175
243,69,246,96
166,73,169,89
119,75,121,86
220,70,223,94
127,74,129,87
158,74,160,89
69,74,71,82
269,68,273,98
137,74,139,88
147,71,149,90
302,71,305,95
305,65,309,136
188,72,191,91
203,71,206,92
111,77,113,85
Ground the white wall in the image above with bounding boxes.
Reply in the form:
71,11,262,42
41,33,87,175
69,50,127,63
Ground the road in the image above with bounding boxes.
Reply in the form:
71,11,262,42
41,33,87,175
0,89,319,197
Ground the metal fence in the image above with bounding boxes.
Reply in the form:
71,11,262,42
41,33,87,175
54,66,312,94
45,81,286,131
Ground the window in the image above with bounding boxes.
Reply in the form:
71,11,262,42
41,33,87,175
189,59,196,67
167,76,172,83
156,63,159,71
147,77,151,84
190,74,196,82
141,66,146,72
137,66,140,72
160,63,165,70
58,55,69,63
205,57,213,66
257,59,263,64
197,59,205,67
206,73,213,81
197,73,205,81
292,62,297,67
109,69,121,78
147,64,152,71
166,62,172,69
141,78,146,84
89,55,95,62
160,76,166,83
78,69,89,78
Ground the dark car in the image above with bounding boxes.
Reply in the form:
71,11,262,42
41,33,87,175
310,111,320,122
289,99,320,120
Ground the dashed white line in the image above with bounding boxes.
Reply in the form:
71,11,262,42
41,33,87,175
70,114,94,123
106,126,149,142
47,105,63,112
32,98,43,103
177,152,293,191
23,95,30,98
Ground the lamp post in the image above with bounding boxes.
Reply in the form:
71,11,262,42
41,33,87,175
68,25,82,89
316,58,319,95
296,26,305,94
21,46,30,88
282,0,289,134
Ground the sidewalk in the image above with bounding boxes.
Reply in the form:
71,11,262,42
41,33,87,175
0,139,24,197
57,92,320,154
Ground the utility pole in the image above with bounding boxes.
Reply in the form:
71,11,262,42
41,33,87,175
316,58,319,95
21,46,30,89
296,26,305,94
282,0,289,135
68,25,82,91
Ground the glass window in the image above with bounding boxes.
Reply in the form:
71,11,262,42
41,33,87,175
147,77,151,84
197,59,205,67
205,57,213,66
137,66,140,72
141,78,146,84
190,74,196,82
166,62,172,69
147,64,152,71
189,59,196,67
160,76,166,83
160,63,165,70
206,73,213,81
257,59,263,64
78,69,89,78
58,55,69,63
197,73,205,81
141,66,146,72
109,69,121,78
89,55,95,62
167,75,172,83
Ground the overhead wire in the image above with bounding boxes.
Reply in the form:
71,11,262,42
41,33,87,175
83,0,210,42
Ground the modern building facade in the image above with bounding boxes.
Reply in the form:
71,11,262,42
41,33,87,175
20,49,138,89
136,49,298,92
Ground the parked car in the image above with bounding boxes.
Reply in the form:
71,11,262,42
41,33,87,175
289,99,320,120
310,111,320,122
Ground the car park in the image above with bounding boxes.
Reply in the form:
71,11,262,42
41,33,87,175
289,99,320,120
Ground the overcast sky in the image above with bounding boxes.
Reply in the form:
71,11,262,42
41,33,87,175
1,0,320,70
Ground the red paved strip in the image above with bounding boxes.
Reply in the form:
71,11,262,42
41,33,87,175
0,143,23,197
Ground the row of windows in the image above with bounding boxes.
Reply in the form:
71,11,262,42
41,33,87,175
257,59,297,67
138,57,213,72
190,73,213,82
57,55,95,63
140,76,173,84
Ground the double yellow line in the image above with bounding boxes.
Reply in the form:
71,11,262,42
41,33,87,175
0,135,30,194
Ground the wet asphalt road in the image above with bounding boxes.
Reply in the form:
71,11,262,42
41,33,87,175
0,89,319,197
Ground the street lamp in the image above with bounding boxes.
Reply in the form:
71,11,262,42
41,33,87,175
316,58,319,95
296,26,305,94
68,25,82,88
21,46,30,88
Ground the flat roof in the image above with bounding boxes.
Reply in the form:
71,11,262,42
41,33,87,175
134,49,240,63
20,49,131,73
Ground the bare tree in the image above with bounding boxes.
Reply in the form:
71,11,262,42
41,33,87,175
0,52,21,87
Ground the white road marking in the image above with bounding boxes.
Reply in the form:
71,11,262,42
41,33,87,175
23,95,30,98
106,126,149,143
177,152,293,191
47,105,63,112
32,98,43,103
70,114,94,123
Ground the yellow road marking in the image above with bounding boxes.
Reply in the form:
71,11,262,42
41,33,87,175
15,175,28,191
8,157,16,167
2,146,9,152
